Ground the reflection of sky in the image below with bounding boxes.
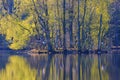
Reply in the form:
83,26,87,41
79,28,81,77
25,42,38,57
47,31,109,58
0,54,9,70
101,65,104,71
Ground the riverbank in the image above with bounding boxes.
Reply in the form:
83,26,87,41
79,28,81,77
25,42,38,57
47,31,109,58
1,48,120,56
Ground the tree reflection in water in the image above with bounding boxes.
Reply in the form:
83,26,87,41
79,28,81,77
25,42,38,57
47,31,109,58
0,53,119,80
0,56,37,80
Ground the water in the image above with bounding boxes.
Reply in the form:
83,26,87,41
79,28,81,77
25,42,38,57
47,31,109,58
0,52,120,80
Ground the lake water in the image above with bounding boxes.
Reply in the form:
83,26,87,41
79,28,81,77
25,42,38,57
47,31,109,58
0,52,120,80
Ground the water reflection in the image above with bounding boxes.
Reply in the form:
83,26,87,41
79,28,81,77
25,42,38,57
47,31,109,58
0,56,37,80
0,53,120,80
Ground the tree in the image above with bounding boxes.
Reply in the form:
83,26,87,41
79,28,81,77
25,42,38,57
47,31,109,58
63,0,66,50
98,14,103,51
68,0,74,48
0,0,36,50
109,0,120,46
0,0,114,51
77,0,81,51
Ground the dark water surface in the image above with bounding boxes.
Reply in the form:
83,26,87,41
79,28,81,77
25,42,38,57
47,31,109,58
0,52,120,80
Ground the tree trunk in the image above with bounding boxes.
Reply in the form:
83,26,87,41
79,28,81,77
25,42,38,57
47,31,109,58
63,0,66,50
87,9,94,50
69,0,74,48
82,0,87,50
98,14,102,51
44,1,53,51
77,0,81,51
32,0,53,51
56,0,62,49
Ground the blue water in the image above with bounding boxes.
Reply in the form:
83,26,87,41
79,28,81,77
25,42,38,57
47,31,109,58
0,52,120,80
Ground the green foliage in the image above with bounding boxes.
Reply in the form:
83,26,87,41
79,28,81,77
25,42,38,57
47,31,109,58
79,0,113,49
0,0,36,50
0,56,37,80
0,15,35,50
0,0,114,50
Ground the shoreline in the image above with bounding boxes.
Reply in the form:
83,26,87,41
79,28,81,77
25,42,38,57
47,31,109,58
1,48,120,56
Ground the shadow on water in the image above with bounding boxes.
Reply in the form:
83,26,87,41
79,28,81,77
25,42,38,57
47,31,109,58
63,53,67,80
43,54,54,80
78,54,81,80
0,52,120,80
98,55,102,80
